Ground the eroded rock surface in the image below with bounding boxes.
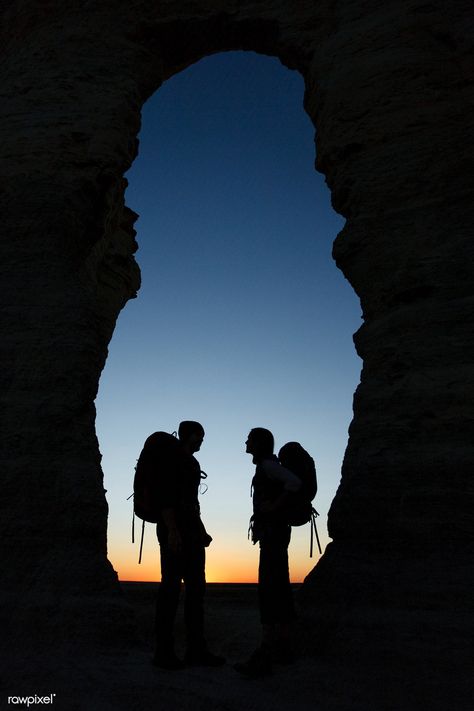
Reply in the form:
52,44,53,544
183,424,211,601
1,1,473,706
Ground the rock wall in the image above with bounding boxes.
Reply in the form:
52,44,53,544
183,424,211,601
1,0,473,688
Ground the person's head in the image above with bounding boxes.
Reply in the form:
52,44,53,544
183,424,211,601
178,420,205,453
245,427,274,463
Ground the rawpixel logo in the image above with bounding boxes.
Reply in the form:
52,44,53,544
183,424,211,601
7,695,56,707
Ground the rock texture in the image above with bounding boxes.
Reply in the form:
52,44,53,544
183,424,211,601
1,0,473,706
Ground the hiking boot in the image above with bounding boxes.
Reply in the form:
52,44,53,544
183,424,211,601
152,652,185,670
185,648,226,667
234,647,272,678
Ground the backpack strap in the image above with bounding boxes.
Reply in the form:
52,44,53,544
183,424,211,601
310,507,322,558
128,491,146,563
127,492,135,543
138,519,146,565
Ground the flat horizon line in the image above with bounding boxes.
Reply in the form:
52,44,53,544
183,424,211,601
119,579,303,585
119,579,258,585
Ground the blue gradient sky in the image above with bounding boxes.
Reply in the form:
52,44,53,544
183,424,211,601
96,51,362,582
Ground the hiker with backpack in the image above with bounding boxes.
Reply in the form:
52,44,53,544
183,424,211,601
134,420,225,669
235,426,317,679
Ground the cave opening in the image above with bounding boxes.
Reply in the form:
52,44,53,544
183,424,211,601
95,50,361,585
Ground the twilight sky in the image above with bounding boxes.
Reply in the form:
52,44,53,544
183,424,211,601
95,51,362,583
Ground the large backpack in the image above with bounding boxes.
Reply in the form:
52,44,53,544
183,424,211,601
278,441,321,556
131,431,181,562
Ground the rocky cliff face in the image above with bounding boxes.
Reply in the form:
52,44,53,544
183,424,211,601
1,0,473,699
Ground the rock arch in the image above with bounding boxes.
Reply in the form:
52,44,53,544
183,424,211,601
1,0,472,691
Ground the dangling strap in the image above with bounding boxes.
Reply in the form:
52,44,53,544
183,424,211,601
310,507,322,558
127,493,135,543
138,519,146,564
127,492,145,562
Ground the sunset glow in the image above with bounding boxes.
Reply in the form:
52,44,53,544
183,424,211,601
110,521,327,584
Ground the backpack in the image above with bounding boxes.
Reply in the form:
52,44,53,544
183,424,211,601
130,431,181,562
278,441,322,556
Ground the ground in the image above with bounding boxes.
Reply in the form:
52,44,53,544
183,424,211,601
4,583,471,711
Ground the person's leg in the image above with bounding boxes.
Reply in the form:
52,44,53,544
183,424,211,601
182,544,206,653
235,534,275,677
182,544,225,666
259,524,294,624
263,525,296,662
154,543,183,667
236,525,294,677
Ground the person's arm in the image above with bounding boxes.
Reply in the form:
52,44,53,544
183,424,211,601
158,453,183,551
259,460,301,514
160,507,182,553
262,460,302,492
259,489,293,514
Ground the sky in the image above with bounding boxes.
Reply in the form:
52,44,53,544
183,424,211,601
95,51,362,583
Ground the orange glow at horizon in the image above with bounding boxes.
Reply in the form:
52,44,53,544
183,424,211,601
113,551,315,584
109,521,325,585
115,558,260,584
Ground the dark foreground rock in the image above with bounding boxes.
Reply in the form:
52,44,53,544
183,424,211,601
1,2,473,708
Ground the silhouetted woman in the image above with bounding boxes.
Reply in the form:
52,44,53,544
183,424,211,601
235,427,301,678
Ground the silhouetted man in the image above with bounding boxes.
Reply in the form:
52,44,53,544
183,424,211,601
235,427,301,678
154,420,225,669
